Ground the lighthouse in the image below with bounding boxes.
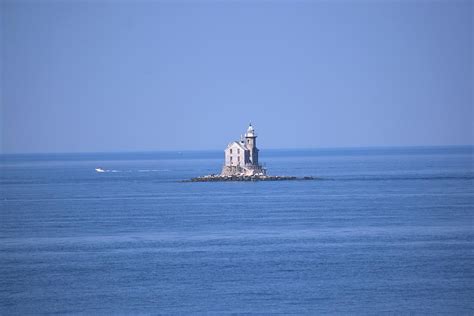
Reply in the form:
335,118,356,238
221,123,266,176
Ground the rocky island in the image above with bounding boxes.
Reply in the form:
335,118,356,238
184,123,317,182
184,175,316,182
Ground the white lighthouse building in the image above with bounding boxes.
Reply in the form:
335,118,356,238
221,123,266,176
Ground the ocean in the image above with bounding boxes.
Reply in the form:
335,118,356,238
1,147,473,314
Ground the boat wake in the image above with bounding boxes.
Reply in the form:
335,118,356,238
138,169,170,172
95,168,169,173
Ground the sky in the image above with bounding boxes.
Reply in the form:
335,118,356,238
1,0,472,154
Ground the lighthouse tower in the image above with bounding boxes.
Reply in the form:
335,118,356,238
245,123,258,165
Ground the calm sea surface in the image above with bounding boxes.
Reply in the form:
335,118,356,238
1,147,473,314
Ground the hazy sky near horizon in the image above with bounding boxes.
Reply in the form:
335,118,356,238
1,0,473,153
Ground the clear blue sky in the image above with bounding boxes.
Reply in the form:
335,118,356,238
1,0,472,153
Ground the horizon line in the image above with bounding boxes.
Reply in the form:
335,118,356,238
1,144,473,156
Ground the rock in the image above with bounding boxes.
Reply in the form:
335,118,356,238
181,175,317,182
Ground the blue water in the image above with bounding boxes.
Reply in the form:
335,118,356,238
1,147,473,314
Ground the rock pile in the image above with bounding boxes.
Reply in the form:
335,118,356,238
182,175,316,182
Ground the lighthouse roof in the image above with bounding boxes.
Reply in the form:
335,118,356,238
226,141,247,151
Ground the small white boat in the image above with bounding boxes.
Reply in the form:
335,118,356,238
95,168,105,173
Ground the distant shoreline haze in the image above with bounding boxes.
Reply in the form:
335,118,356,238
1,145,474,156
1,146,472,160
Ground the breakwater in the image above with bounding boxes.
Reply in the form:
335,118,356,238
183,175,316,182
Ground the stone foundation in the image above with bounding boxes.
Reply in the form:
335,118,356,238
221,164,266,176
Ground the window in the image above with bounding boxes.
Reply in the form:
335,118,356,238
230,149,232,154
